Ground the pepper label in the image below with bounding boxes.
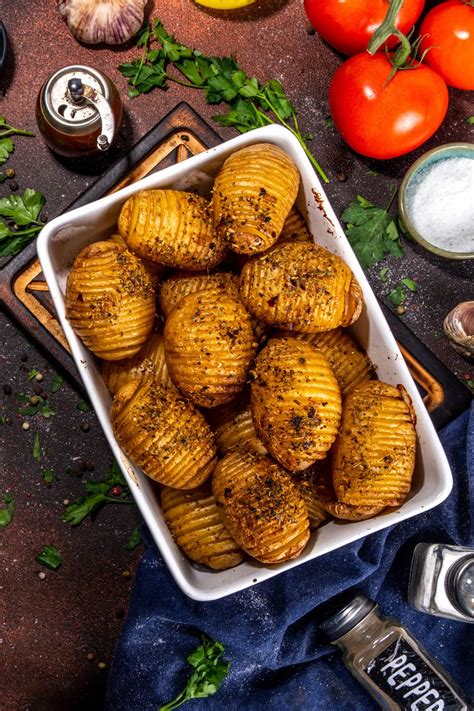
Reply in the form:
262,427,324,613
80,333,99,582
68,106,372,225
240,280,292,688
364,637,465,710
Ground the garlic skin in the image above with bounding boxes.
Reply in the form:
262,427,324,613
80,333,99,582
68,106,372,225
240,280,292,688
443,301,474,360
58,0,148,45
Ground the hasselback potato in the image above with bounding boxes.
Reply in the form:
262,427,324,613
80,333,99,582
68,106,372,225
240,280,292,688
251,337,342,471
101,331,174,396
213,451,310,564
212,143,300,255
239,241,363,332
290,328,374,397
164,288,256,407
111,379,217,489
214,404,268,456
118,189,225,270
332,381,417,508
279,207,312,244
292,466,329,529
314,458,385,521
65,241,155,360
159,271,239,319
161,486,244,570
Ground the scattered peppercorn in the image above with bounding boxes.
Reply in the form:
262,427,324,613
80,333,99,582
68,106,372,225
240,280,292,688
81,422,91,433
38,571,46,580
35,373,44,382
29,395,39,405
5,167,15,178
336,172,348,182
86,651,96,661
396,305,406,315
20,353,28,362
22,422,30,431
4,416,12,425
3,384,12,395
33,385,43,395
98,662,107,670
110,486,122,497
63,499,70,506
9,180,19,192
122,570,131,579
86,461,95,472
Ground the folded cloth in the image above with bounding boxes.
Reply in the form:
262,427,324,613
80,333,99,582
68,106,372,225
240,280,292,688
106,403,473,711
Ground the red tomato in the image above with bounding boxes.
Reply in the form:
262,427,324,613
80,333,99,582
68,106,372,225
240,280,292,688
329,53,449,159
304,0,425,55
420,1,474,90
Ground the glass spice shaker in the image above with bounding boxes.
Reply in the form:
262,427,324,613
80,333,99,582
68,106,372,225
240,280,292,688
319,593,471,710
408,543,474,624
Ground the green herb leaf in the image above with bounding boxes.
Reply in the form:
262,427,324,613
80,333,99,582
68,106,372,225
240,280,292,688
0,137,14,165
401,277,417,292
467,116,474,125
125,526,142,550
341,195,404,269
159,635,230,711
78,401,92,413
324,116,335,128
0,189,45,226
36,544,62,570
28,367,39,380
466,379,474,388
388,285,405,307
62,460,134,526
33,432,42,462
50,374,63,393
41,468,55,486
40,402,55,419
0,493,14,528
379,267,389,283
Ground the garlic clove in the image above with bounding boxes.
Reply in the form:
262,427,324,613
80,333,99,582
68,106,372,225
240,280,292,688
443,301,474,360
58,0,148,46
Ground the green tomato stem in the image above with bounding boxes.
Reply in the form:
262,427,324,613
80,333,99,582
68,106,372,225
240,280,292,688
368,0,411,65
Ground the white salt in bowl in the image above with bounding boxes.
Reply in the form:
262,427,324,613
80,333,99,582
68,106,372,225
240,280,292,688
398,143,474,260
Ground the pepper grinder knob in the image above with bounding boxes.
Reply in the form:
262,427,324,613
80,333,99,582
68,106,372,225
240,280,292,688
67,77,84,103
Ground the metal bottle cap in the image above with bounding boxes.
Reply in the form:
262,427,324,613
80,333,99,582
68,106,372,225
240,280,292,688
41,65,115,151
447,556,474,619
319,593,376,642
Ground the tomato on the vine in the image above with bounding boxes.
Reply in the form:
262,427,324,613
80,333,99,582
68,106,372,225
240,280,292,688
304,0,425,55
329,53,449,159
419,0,474,90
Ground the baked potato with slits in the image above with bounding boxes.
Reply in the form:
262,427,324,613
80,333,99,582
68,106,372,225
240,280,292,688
285,328,374,397
332,381,417,508
278,207,312,244
239,241,363,332
213,451,310,564
212,143,300,255
164,288,256,408
110,379,217,489
101,331,174,396
291,464,330,529
65,241,155,361
159,270,239,319
214,404,268,456
251,337,342,471
118,189,226,271
161,485,244,570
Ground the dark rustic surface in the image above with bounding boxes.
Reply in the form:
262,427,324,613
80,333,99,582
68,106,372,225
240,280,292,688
0,1,472,710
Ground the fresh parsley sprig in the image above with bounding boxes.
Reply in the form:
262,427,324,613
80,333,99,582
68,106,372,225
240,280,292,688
62,460,134,526
159,635,230,711
0,188,46,257
341,191,403,269
0,115,35,175
118,19,328,183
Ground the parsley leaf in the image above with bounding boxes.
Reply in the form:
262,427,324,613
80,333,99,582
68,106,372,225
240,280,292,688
50,374,63,393
388,285,405,307
36,545,62,570
42,468,55,486
160,635,230,711
118,19,328,183
0,188,46,257
62,460,134,526
341,194,403,269
77,401,92,413
0,493,14,528
33,432,42,462
467,116,474,125
125,526,142,550
0,137,14,165
379,267,389,283
28,367,39,380
401,277,417,292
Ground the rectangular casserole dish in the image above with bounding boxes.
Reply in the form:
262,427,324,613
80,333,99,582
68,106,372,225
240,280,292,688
37,124,453,601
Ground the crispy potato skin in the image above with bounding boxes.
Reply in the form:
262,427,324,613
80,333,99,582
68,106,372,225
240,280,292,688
286,328,374,397
101,331,174,396
279,207,312,244
251,338,342,471
110,380,217,489
239,242,362,332
118,189,225,270
332,381,417,508
212,143,299,255
212,451,310,564
161,486,244,570
159,271,239,319
65,241,156,361
292,466,329,529
164,288,257,407
214,405,268,456
314,457,386,521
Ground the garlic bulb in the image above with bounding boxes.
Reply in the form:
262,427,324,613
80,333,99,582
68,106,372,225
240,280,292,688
443,301,474,360
58,0,148,45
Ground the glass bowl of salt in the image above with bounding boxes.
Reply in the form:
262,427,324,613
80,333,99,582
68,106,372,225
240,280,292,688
398,142,474,260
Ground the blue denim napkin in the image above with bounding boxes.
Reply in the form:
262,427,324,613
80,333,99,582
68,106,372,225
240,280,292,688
106,403,473,710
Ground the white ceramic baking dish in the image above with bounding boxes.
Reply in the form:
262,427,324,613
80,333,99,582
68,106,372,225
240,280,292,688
37,124,453,601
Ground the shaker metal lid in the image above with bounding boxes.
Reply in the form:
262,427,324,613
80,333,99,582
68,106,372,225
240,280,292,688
41,65,111,132
319,592,376,642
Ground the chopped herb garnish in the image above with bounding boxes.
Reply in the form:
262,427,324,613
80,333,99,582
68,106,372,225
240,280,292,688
466,379,474,388
35,545,62,570
324,116,335,128
0,493,14,528
341,191,403,269
33,432,42,462
367,169,380,176
388,285,405,307
159,635,230,711
77,401,93,413
467,116,474,125
379,267,389,283
0,415,6,424
125,526,142,550
28,367,40,380
62,460,134,526
41,468,54,486
118,19,328,183
50,374,64,393
401,277,417,292
18,393,55,418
